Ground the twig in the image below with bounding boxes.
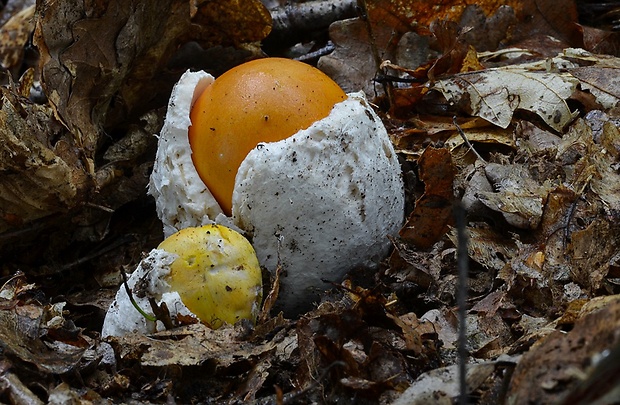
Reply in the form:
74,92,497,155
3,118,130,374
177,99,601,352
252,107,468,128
270,0,356,35
453,116,486,163
295,41,336,62
454,202,469,405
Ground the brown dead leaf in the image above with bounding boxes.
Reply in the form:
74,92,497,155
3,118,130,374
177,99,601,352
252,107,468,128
0,301,88,375
508,0,582,53
108,322,293,368
432,59,579,131
449,224,517,271
392,362,497,404
363,0,521,35
582,26,620,56
318,18,395,95
0,87,91,234
399,146,455,249
34,0,270,161
190,0,272,47
0,5,34,76
479,163,552,229
568,219,617,292
507,295,620,404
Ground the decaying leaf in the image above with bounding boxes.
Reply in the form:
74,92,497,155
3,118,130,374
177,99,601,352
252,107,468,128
0,284,89,376
449,224,517,271
399,146,455,249
33,0,271,161
479,163,552,229
0,4,35,76
433,59,580,131
1,0,271,238
190,0,272,47
391,362,497,405
0,87,90,233
507,295,620,404
318,18,395,95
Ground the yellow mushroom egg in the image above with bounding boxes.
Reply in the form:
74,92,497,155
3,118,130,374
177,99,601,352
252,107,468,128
159,225,262,329
102,225,262,337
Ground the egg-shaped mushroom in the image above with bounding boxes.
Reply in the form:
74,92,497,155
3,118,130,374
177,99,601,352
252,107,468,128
149,59,404,316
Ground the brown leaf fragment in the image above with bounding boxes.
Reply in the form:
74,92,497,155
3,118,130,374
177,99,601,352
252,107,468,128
190,0,272,47
449,224,517,271
479,163,552,229
600,121,620,159
318,18,395,95
364,0,521,35
0,303,87,375
507,295,620,404
400,146,455,249
0,370,45,405
387,237,437,289
470,290,508,318
421,308,459,350
567,219,618,292
570,67,620,110
34,0,271,161
582,26,620,56
107,321,297,389
364,341,412,390
391,362,496,405
0,4,35,76
0,88,91,234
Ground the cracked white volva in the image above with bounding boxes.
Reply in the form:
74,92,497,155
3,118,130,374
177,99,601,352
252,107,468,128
101,249,195,338
149,70,405,316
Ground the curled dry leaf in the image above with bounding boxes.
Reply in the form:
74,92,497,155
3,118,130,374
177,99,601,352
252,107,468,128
479,163,552,229
1,0,271,237
0,87,90,233
33,0,271,160
0,4,35,76
432,59,580,131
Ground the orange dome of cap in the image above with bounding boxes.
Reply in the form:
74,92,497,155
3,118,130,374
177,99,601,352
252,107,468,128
188,57,346,216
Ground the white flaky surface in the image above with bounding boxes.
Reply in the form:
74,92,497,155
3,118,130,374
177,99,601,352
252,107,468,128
101,249,195,337
232,92,404,315
149,70,236,237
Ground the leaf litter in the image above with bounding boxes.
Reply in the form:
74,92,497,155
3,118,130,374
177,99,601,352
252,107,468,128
1,0,620,403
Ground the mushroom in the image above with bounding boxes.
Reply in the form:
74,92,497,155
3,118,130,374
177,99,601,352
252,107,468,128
149,58,405,316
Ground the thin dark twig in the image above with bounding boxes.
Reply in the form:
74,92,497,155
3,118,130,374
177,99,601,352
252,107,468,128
373,73,427,84
453,116,486,163
454,202,469,405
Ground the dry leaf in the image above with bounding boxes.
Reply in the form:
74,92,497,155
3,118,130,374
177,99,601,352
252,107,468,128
0,5,35,75
479,163,551,229
34,0,271,160
0,87,90,233
318,18,395,95
507,295,620,404
433,59,580,131
190,0,272,47
399,146,455,249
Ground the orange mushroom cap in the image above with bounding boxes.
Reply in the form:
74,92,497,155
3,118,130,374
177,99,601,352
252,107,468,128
188,57,346,216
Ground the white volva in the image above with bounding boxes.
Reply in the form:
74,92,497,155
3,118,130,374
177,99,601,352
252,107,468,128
149,70,405,316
